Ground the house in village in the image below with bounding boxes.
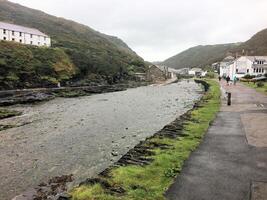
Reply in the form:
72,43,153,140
220,56,267,80
0,21,51,47
188,68,207,77
146,65,174,82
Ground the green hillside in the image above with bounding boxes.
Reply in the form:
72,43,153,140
0,0,147,88
231,28,267,55
162,28,267,69
0,41,76,89
162,44,238,69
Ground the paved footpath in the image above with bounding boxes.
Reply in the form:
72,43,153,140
166,81,267,200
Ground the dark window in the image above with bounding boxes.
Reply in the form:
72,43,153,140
19,39,22,43
12,38,15,41
30,41,33,45
3,37,6,40
12,31,15,36
254,68,256,73
236,69,238,73
31,34,33,38
247,69,249,73
20,32,22,37
256,68,259,73
3,29,6,34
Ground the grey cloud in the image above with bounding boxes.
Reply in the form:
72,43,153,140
9,0,267,61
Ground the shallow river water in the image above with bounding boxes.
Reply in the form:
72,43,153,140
0,80,202,200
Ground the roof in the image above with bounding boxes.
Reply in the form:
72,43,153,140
243,56,267,62
223,56,235,62
190,68,203,72
0,21,48,37
149,65,168,72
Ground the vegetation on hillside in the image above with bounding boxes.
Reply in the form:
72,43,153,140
162,44,238,69
0,0,147,89
0,41,76,89
71,79,221,200
162,27,267,70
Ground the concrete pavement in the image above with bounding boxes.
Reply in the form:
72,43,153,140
165,81,267,200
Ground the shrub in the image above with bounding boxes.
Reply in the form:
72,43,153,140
257,82,264,87
243,74,256,79
205,72,216,79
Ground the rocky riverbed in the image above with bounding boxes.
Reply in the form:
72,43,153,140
0,80,202,200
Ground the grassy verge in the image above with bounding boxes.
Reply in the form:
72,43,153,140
71,79,221,200
0,108,21,120
242,82,267,95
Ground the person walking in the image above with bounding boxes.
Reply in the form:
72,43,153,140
233,76,237,85
226,76,230,86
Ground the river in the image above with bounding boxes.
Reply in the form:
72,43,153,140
0,80,202,200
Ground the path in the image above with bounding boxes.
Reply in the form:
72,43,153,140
166,80,267,200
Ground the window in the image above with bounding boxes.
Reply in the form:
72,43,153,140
12,38,15,41
256,68,259,73
19,39,22,43
254,68,256,73
30,41,33,45
3,37,6,40
12,31,15,36
236,69,238,73
20,32,22,37
3,29,6,34
30,34,33,38
44,37,46,41
247,69,249,73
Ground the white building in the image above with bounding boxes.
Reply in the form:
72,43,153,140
0,21,51,47
188,68,207,77
220,56,267,80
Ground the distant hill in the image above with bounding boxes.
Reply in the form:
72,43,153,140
231,28,267,56
162,28,267,69
162,43,238,69
0,0,146,84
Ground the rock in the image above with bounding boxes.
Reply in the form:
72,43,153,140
111,152,118,156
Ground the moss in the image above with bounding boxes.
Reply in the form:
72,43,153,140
0,108,22,120
71,79,221,200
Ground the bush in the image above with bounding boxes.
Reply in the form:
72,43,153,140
205,72,216,79
243,74,256,79
257,82,264,87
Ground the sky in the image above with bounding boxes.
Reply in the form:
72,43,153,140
8,0,267,61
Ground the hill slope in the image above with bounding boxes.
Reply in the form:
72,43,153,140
162,28,267,69
0,41,76,89
0,0,146,82
162,44,237,69
231,28,267,56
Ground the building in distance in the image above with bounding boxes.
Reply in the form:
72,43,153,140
0,21,51,47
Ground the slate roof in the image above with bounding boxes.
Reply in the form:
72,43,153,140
0,21,48,37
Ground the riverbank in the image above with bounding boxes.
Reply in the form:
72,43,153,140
3,80,199,200
66,79,220,200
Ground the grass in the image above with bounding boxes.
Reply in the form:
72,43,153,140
0,108,21,120
71,79,221,200
242,82,267,95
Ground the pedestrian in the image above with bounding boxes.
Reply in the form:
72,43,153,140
233,76,237,85
226,76,230,85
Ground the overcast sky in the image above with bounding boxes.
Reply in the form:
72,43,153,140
9,0,267,61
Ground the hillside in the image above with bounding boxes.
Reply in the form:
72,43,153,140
162,27,267,69
231,28,267,56
0,0,147,87
0,41,76,89
162,44,238,69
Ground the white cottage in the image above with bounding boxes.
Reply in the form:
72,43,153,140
220,56,267,80
0,21,51,47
